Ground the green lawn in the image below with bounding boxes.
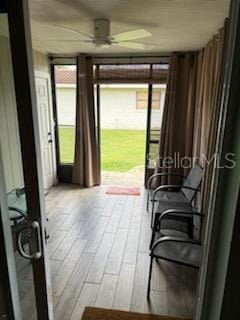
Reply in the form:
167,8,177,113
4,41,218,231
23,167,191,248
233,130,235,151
59,126,75,164
101,129,146,172
58,127,146,172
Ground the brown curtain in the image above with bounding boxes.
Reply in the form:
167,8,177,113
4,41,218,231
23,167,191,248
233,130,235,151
153,23,227,218
154,52,198,185
72,55,100,187
193,23,227,214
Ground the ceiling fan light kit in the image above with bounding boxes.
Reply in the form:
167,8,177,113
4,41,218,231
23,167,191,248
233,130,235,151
93,19,111,47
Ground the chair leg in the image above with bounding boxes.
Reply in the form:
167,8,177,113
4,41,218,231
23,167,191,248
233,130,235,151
147,256,154,300
147,192,150,212
149,230,155,250
151,201,155,228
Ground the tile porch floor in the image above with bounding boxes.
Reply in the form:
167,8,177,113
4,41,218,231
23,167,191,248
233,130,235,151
44,184,198,320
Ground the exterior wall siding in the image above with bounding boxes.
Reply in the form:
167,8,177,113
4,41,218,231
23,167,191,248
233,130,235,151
56,86,76,126
56,84,166,130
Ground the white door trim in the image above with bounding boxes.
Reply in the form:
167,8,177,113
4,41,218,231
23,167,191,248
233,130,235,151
35,70,57,188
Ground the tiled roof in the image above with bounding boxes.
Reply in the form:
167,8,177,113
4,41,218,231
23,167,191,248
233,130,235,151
55,70,76,84
55,64,168,84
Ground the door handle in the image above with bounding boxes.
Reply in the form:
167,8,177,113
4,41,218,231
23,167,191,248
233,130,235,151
17,221,42,260
48,132,53,143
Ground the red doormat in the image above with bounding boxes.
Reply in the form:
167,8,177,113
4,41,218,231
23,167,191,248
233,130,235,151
106,186,141,196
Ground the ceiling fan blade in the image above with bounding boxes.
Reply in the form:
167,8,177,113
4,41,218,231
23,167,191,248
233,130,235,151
112,29,152,42
52,24,94,39
114,41,155,50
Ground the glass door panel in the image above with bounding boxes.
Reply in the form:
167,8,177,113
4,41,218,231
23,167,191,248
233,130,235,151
0,13,38,320
0,6,52,320
55,65,77,165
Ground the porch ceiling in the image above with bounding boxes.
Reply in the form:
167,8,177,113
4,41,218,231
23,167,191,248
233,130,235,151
29,0,230,55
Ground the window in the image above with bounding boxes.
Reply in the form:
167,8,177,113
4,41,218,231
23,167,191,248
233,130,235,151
136,90,161,110
152,91,161,109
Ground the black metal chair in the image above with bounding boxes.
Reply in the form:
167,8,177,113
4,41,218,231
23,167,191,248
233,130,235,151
147,164,203,239
147,172,187,213
147,209,204,300
147,164,203,213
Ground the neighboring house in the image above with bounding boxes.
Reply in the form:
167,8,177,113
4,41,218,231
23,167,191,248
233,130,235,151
56,69,166,130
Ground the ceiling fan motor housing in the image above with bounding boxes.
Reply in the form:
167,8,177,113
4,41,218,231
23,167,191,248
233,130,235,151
94,19,111,46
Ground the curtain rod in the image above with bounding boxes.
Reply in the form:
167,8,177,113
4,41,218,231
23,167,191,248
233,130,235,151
49,55,170,65
92,55,169,59
49,55,169,59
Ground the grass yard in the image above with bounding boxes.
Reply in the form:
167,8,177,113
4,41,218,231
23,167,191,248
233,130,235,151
58,126,76,164
58,127,146,172
101,129,146,172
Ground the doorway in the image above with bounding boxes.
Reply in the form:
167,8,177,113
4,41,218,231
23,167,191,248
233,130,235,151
94,62,168,187
98,82,166,186
99,83,148,186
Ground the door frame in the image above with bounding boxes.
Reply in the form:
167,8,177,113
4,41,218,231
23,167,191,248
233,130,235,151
144,83,153,187
50,61,77,183
95,81,101,181
35,70,57,189
2,0,53,318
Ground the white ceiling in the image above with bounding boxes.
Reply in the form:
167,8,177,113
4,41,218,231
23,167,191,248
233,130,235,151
29,0,230,55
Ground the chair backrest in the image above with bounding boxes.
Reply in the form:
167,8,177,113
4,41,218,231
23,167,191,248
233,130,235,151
181,164,203,202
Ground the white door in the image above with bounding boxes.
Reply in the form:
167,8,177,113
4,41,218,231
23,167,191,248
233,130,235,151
35,74,55,190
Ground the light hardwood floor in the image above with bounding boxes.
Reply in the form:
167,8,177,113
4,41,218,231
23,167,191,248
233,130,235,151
44,184,198,320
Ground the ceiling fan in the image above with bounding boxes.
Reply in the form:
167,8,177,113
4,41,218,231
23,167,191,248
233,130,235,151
50,19,154,50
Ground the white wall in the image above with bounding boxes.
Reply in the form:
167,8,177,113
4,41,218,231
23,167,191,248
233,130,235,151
0,35,24,192
100,85,165,130
56,84,166,130
0,34,53,192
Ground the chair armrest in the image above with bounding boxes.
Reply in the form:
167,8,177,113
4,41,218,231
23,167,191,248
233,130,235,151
16,186,25,197
152,185,201,202
9,206,27,220
152,185,182,201
151,235,202,251
160,208,204,219
157,209,204,224
147,173,187,190
180,186,200,192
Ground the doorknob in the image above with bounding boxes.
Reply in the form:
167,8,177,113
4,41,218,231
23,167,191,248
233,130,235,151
17,221,42,260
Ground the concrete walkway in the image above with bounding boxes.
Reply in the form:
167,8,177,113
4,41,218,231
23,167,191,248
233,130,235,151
101,165,144,186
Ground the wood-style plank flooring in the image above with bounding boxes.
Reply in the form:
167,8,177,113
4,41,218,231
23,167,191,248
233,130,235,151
44,184,198,320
